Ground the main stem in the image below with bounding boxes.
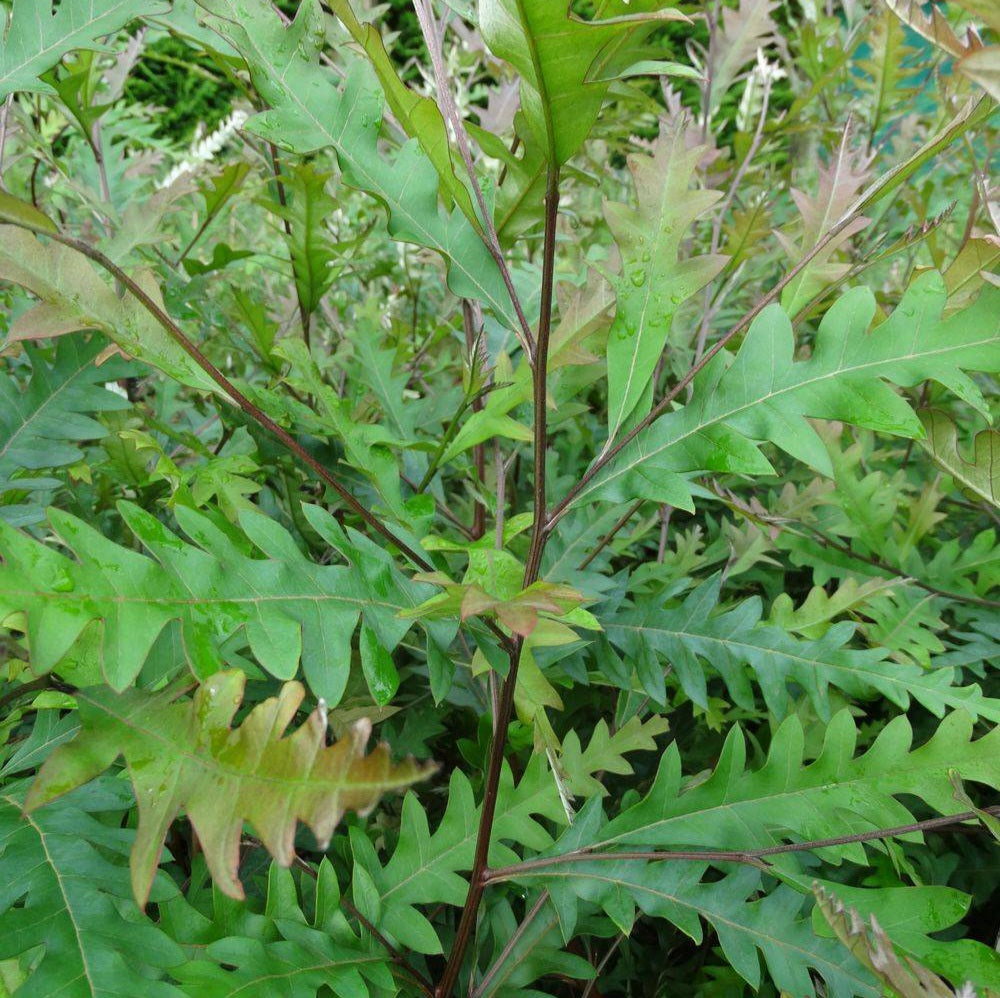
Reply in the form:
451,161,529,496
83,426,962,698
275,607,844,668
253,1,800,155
463,301,487,539
435,165,560,998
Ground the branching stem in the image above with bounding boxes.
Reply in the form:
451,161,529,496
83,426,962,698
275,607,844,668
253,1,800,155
14,221,434,573
547,214,855,530
412,0,536,360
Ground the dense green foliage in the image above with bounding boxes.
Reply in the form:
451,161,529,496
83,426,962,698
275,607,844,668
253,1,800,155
0,1,998,996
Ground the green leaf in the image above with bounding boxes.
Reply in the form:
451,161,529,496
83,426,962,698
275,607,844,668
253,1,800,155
180,242,254,277
918,409,1000,509
0,500,428,699
779,127,871,315
193,0,519,332
0,0,170,99
580,275,1000,510
274,338,410,518
535,858,877,998
605,119,727,436
164,857,394,997
324,0,479,225
25,671,435,906
349,750,604,954
0,335,134,523
480,0,690,164
704,0,777,118
767,577,897,638
604,576,1000,720
174,934,385,998
0,784,184,997
601,709,1000,859
263,163,338,322
852,94,993,216
0,192,57,233
513,712,1000,994
812,882,1000,991
349,327,416,440
559,714,669,798
474,893,593,998
359,623,400,706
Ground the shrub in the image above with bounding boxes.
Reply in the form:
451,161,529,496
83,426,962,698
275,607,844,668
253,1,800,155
0,1,998,996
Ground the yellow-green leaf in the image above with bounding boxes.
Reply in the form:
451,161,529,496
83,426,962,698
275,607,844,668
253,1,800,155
25,671,435,906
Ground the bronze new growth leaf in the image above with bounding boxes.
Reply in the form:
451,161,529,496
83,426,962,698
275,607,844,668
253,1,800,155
25,671,435,906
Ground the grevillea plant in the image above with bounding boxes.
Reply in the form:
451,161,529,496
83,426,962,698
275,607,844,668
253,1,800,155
0,1,998,996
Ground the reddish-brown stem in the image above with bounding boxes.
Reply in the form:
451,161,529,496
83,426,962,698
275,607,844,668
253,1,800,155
463,301,487,539
482,806,1000,883
712,483,1000,610
471,890,550,998
342,897,435,997
435,164,560,998
577,500,645,571
522,166,560,585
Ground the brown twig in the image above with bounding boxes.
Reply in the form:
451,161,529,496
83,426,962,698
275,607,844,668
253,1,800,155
471,890,550,998
266,141,313,348
712,484,1000,610
482,806,1000,883
581,935,624,998
463,301,488,539
577,500,646,571
342,897,436,997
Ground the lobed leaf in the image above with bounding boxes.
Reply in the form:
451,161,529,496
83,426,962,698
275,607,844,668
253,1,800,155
192,0,520,332
0,784,184,998
604,119,727,437
918,409,1000,510
480,0,690,165
580,275,1000,510
0,0,170,99
604,575,1000,720
25,671,435,906
0,334,134,525
0,500,431,700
